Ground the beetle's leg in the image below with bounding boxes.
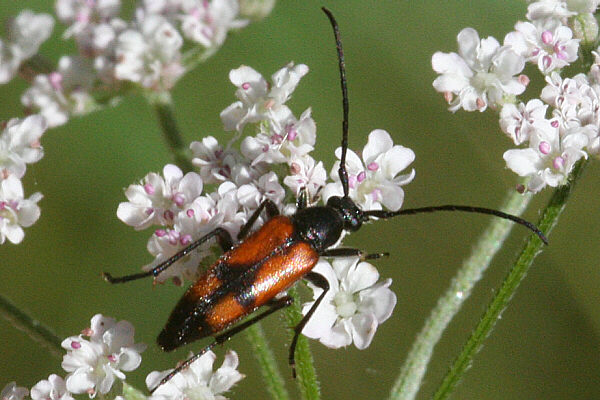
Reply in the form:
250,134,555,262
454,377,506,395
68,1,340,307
102,227,234,284
289,271,329,378
320,247,389,260
237,199,279,240
149,295,293,393
297,187,309,210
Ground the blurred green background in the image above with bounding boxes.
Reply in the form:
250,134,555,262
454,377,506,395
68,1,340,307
1,1,600,399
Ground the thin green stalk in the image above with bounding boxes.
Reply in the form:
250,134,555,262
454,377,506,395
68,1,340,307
388,186,534,400
145,91,195,173
283,287,321,400
433,158,587,400
245,323,290,400
0,292,63,358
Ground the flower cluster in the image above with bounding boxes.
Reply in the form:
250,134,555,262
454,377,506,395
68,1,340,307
432,0,600,192
1,314,243,400
12,0,268,128
0,1,273,245
117,62,414,351
0,115,46,244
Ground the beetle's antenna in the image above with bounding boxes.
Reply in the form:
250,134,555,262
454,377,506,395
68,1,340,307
322,7,350,198
364,205,548,244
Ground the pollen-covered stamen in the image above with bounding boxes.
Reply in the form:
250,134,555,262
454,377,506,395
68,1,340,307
476,97,486,109
144,183,155,195
145,207,154,215
443,91,453,103
541,30,553,45
553,155,565,170
518,74,530,86
241,82,250,90
186,209,195,218
81,327,93,336
551,119,559,128
49,72,63,91
348,175,357,189
180,234,192,246
554,44,568,60
367,162,378,171
539,141,551,155
287,125,298,141
290,162,301,175
543,55,553,70
155,229,166,237
172,192,185,207
271,133,284,144
167,230,180,246
70,340,82,349
357,171,366,183
107,354,117,363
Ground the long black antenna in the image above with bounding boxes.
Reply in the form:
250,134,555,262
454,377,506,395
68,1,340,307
364,205,548,244
322,7,350,198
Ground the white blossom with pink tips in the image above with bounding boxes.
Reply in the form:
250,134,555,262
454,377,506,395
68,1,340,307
504,19,579,74
117,164,204,231
61,314,146,398
0,115,46,179
220,63,309,133
0,175,42,245
30,375,74,400
432,27,527,112
146,350,244,400
323,129,415,212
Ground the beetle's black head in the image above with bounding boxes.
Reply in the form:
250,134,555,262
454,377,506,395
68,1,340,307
326,195,363,232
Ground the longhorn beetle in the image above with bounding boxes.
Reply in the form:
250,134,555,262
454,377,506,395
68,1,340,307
103,7,548,392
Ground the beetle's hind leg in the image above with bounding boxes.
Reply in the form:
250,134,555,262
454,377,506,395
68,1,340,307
149,295,293,393
289,271,330,378
102,227,235,284
320,247,389,260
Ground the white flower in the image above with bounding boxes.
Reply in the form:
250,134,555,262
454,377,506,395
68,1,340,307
180,0,249,49
527,0,600,21
147,350,244,400
56,0,121,39
117,164,204,230
432,28,526,112
21,56,96,127
115,14,184,90
302,258,397,349
145,181,246,284
503,123,588,192
8,10,54,60
323,129,415,211
283,155,327,201
499,99,554,145
240,107,316,165
505,19,579,74
0,115,46,179
0,40,21,84
0,10,54,84
220,63,309,132
1,382,28,400
61,314,146,398
31,375,74,400
190,136,243,184
0,175,42,244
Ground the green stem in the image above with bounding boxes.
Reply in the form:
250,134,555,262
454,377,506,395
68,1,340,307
283,287,321,400
145,91,195,173
0,292,63,358
433,159,587,400
245,323,290,400
388,185,534,400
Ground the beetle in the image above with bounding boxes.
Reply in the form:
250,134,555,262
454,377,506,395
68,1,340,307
103,7,548,392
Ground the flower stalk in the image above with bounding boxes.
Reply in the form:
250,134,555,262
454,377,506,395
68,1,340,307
433,158,588,400
389,184,534,400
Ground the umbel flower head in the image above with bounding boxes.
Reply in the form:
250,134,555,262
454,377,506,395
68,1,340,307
432,0,600,193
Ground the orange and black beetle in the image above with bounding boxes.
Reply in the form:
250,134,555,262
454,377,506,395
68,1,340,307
103,7,547,392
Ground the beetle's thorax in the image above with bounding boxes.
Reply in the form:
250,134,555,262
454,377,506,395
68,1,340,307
291,196,364,252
